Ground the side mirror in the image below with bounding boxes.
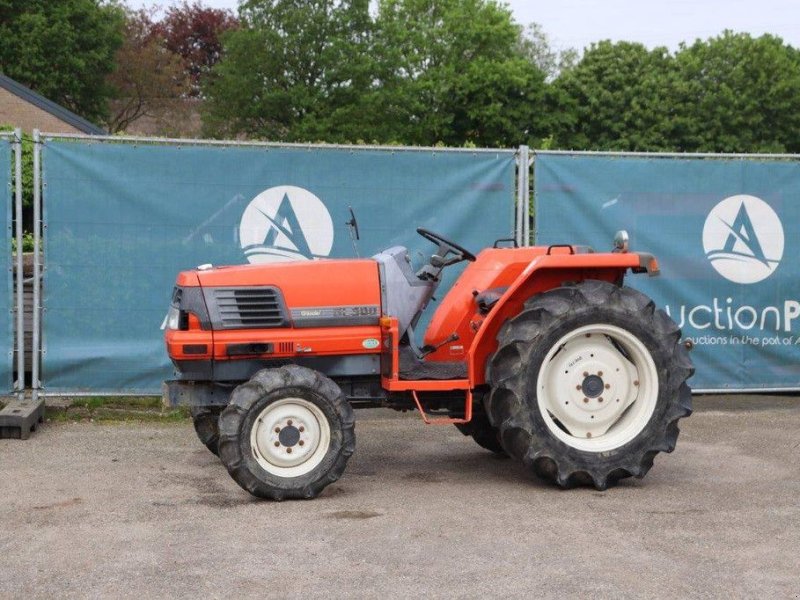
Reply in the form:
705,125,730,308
613,230,629,253
346,206,360,240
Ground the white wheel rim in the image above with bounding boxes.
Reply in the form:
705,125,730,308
536,323,659,452
250,397,331,477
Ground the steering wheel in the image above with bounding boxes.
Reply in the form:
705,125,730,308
416,227,477,262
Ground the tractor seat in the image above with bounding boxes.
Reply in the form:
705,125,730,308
475,286,508,314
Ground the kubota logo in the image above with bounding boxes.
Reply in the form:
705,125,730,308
702,194,784,285
239,186,334,263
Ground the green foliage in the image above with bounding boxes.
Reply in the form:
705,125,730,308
547,32,800,153
203,0,548,147
669,31,800,153
517,23,578,81
0,0,125,124
367,0,548,147
11,232,35,253
0,126,33,208
203,0,374,141
547,41,675,151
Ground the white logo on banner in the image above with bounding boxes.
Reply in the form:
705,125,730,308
702,194,784,284
239,186,334,263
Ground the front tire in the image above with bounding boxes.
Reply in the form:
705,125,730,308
486,280,693,490
218,365,355,500
190,405,223,456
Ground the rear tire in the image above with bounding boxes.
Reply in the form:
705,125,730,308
218,365,355,500
486,280,693,490
455,409,506,455
190,406,223,456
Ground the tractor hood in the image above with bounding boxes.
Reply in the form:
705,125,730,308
188,259,382,328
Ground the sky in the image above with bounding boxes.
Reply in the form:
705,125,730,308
138,0,800,52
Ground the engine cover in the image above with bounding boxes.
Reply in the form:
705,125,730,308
195,259,382,329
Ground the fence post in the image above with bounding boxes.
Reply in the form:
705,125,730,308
519,145,531,245
32,130,41,400
515,147,525,246
13,129,23,400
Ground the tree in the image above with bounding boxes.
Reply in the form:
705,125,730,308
366,0,548,146
547,41,675,151
0,0,124,124
202,0,373,141
670,31,800,153
106,9,190,133
153,1,239,97
517,23,578,81
203,0,548,146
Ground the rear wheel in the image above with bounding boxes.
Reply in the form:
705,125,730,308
218,365,355,500
455,409,506,455
190,405,223,456
486,280,693,490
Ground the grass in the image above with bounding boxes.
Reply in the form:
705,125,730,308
68,396,163,411
45,396,191,424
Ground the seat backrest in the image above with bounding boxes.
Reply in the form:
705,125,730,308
373,246,434,336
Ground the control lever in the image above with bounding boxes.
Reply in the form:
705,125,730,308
420,332,459,357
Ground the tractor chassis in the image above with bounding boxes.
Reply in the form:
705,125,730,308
163,377,479,421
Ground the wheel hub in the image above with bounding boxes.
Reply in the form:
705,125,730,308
277,424,301,447
581,374,605,398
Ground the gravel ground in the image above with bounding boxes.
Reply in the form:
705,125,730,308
0,395,798,599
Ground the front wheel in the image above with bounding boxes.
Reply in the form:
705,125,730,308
190,405,223,456
486,280,693,490
218,365,355,500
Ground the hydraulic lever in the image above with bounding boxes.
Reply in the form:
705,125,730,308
420,332,459,357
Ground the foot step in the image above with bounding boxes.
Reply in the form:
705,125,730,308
0,399,45,440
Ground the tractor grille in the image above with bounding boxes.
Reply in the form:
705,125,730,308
211,287,289,329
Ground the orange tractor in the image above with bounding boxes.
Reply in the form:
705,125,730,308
163,228,693,499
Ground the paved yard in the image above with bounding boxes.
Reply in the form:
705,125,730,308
1,396,798,599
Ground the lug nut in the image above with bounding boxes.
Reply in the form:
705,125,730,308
286,448,292,454
299,426,305,433
583,371,589,377
287,420,293,426
583,397,589,403
605,383,610,389
274,441,280,447
274,427,280,433
576,385,581,390
598,397,603,403
598,371,603,377
299,440,305,446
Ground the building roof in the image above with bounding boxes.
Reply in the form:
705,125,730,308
0,73,106,135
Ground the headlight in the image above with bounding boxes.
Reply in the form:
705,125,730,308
166,305,181,330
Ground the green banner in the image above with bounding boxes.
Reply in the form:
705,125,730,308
535,152,800,391
42,139,516,393
0,136,12,393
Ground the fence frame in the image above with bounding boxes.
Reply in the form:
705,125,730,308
31,131,42,401
532,148,800,394
35,132,526,396
11,130,23,399
0,131,19,397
